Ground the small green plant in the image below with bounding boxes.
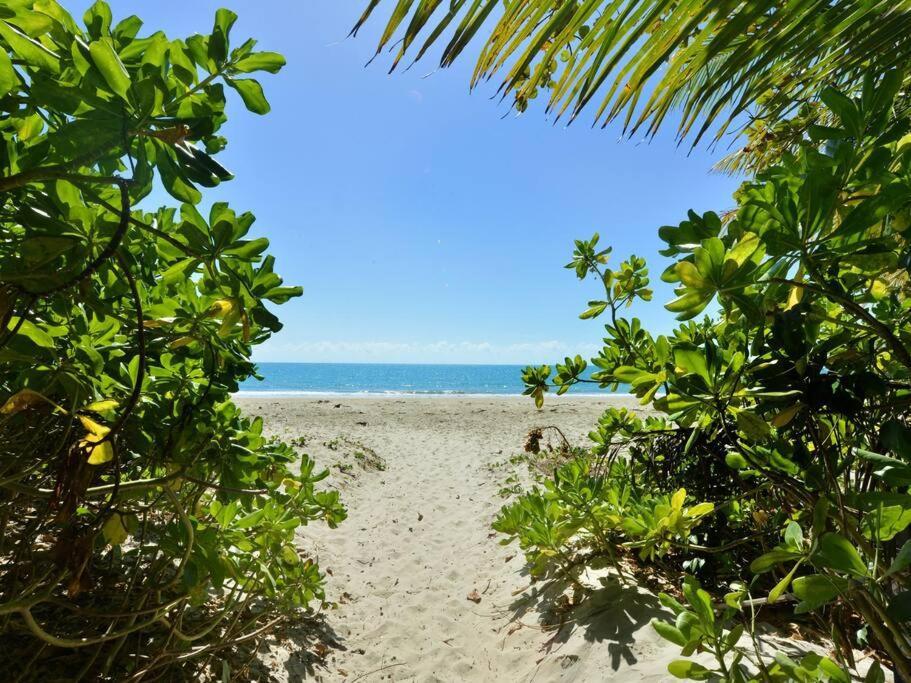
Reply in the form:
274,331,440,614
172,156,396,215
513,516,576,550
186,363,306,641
653,576,855,682
493,456,714,580
323,435,385,472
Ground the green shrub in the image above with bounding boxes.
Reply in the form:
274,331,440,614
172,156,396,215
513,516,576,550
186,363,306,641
515,75,911,679
0,2,343,679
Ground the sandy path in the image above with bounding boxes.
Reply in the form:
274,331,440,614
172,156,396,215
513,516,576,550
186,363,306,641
236,396,682,682
234,396,892,683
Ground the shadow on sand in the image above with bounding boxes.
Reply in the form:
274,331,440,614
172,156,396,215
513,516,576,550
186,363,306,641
241,613,347,682
506,556,669,672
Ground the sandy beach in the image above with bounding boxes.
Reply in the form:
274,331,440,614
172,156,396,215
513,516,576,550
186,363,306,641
235,396,878,682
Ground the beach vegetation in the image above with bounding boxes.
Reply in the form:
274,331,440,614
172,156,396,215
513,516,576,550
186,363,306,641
351,1,911,167
353,2,911,678
514,81,911,679
0,2,343,679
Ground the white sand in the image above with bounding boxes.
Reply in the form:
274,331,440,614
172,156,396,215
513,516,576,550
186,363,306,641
235,396,886,682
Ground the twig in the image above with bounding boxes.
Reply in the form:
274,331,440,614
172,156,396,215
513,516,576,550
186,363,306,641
352,662,407,682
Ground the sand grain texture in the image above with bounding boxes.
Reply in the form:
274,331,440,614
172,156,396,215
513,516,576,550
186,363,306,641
236,397,883,682
235,396,680,681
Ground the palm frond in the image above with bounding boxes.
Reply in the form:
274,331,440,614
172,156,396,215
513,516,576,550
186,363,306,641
352,1,911,145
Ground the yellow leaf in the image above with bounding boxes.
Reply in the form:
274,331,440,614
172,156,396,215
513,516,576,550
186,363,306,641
83,437,114,465
870,279,889,300
671,488,686,511
217,309,242,337
79,415,110,437
207,299,235,317
84,399,119,413
675,261,704,288
1,388,62,415
281,545,300,565
83,436,112,464
79,415,113,464
785,284,803,310
102,513,129,545
143,317,175,328
169,335,195,349
685,502,714,519
771,403,801,428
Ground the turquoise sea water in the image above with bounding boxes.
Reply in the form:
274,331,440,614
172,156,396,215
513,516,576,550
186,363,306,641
237,362,618,396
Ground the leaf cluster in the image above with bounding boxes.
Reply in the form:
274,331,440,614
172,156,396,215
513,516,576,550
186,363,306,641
513,74,911,679
0,3,341,679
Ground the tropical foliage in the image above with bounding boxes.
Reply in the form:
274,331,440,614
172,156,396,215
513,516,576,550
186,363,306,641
512,78,911,679
353,1,911,147
0,2,343,679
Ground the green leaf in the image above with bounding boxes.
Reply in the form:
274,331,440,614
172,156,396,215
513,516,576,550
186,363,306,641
102,512,129,545
855,448,911,486
235,508,265,529
157,149,202,204
812,497,829,537
210,7,237,63
769,560,802,604
233,51,286,74
112,15,143,43
21,236,73,268
651,619,687,647
88,38,132,101
11,319,56,349
673,348,709,382
725,452,750,469
735,409,771,440
820,87,862,137
681,576,713,627
865,662,885,683
667,660,713,680
813,533,867,577
579,301,607,319
161,257,200,285
0,49,18,96
880,419,911,459
665,290,712,320
750,549,803,573
864,503,911,542
83,0,112,38
0,21,60,73
224,237,269,259
784,521,803,549
675,260,705,288
226,77,270,114
684,502,714,519
791,574,850,613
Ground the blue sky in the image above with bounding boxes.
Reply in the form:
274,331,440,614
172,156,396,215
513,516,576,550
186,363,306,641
93,2,741,364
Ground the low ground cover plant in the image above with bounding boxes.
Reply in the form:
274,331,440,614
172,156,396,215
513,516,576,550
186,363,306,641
0,3,343,679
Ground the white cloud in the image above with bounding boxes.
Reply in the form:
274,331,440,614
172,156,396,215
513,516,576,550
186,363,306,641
253,339,600,365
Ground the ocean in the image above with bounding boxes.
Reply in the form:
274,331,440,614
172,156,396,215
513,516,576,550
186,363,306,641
236,362,618,396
